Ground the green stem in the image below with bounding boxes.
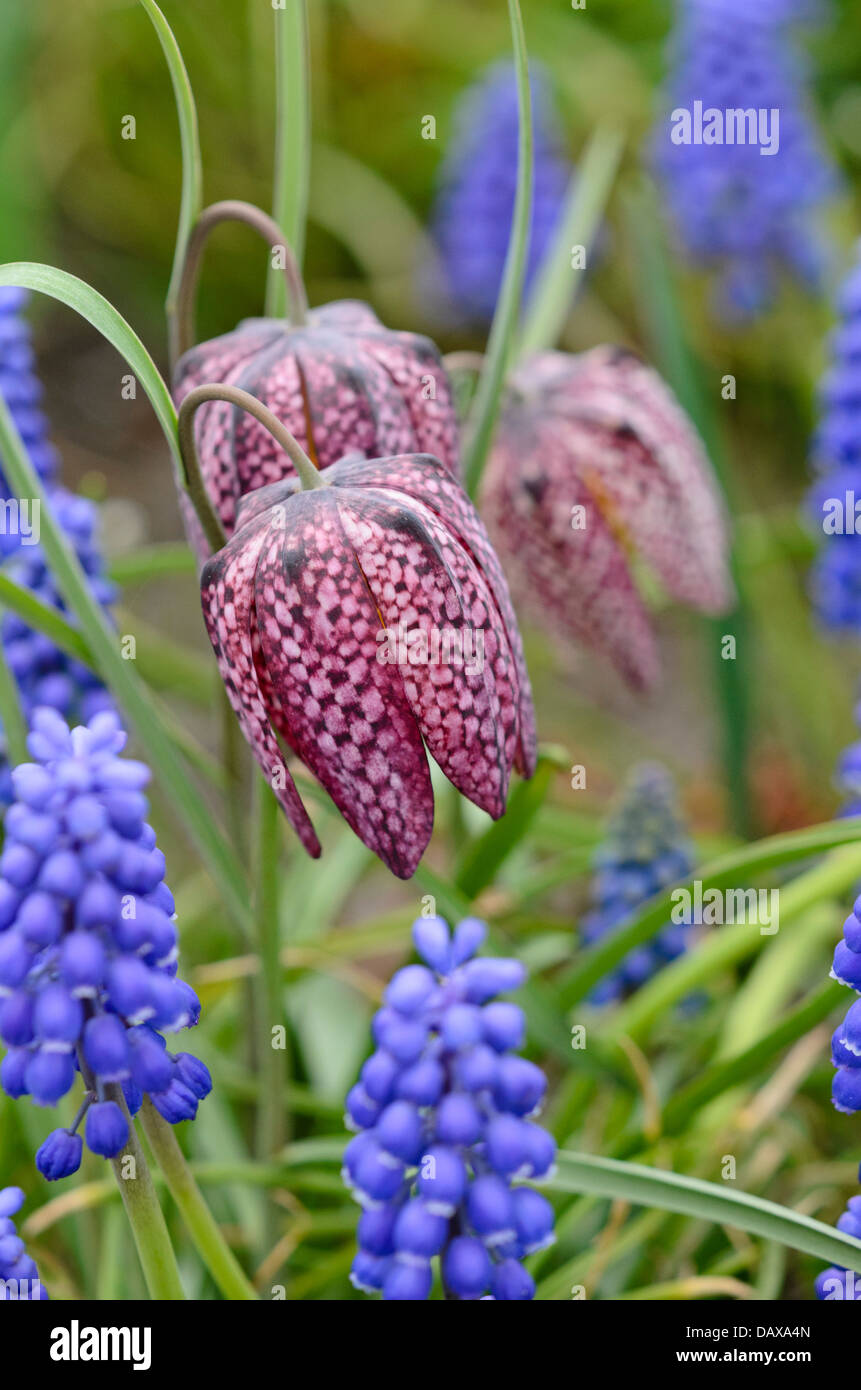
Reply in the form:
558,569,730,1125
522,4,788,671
105,1086,186,1300
138,0,204,371
461,0,532,498
175,200,307,363
139,1100,259,1301
177,383,325,555
253,778,289,1160
266,0,310,313
0,607,29,765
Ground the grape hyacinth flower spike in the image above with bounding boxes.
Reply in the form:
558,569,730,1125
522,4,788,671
190,390,537,878
429,60,571,325
343,916,555,1300
482,347,734,688
0,1186,47,1299
171,202,459,558
807,243,861,632
581,763,695,1004
653,0,836,319
0,708,212,1180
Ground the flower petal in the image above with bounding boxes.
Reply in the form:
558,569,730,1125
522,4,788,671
484,416,660,690
328,453,538,779
200,519,321,857
253,491,434,878
337,488,514,818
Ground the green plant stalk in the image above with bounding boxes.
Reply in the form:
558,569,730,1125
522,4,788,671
267,0,310,314
139,1100,258,1301
547,1151,861,1274
138,0,203,368
105,1086,186,1300
253,777,289,1159
624,178,752,838
517,125,625,358
0,386,254,943
559,818,861,1008
461,0,532,498
0,609,29,765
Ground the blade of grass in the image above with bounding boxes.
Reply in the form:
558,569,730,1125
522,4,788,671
518,125,625,358
138,0,204,367
547,1151,861,1274
267,0,310,312
461,0,532,498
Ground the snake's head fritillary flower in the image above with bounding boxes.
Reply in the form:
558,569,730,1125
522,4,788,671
482,347,734,689
582,764,694,1005
0,1185,47,1299
0,708,212,1178
200,452,537,878
173,302,459,558
343,916,555,1300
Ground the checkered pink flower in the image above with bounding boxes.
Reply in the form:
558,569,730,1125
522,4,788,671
201,452,537,878
482,347,734,688
174,302,459,558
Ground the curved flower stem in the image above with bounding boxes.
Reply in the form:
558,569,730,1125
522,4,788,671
139,1099,259,1301
104,1084,186,1300
177,381,326,552
266,0,311,313
174,199,308,366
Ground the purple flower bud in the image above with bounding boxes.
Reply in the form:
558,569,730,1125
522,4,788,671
382,1259,432,1301
174,1052,212,1100
85,1100,128,1157
149,1078,198,1125
33,984,82,1050
482,1001,525,1052
493,1055,547,1117
843,911,861,954
25,1049,76,1105
491,1257,535,1301
411,916,451,974
459,957,526,1004
450,917,487,967
353,1143,406,1204
357,1203,399,1257
442,1236,492,1298
415,1145,466,1216
345,1083,381,1131
466,1175,516,1243
394,1057,444,1106
16,892,62,948
832,941,861,991
83,1014,131,1082
38,849,85,900
833,1066,861,1113
0,1047,30,1098
360,1050,400,1105
59,931,106,998
384,965,437,1016
454,1043,499,1092
0,991,35,1046
36,1128,83,1181
350,1250,390,1294
393,1199,448,1257
0,931,31,990
512,1187,555,1254
435,1093,482,1147
376,1102,425,1165
440,1003,483,1050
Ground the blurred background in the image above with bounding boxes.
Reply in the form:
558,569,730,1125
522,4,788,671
2,0,861,1299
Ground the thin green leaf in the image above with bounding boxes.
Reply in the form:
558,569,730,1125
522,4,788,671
559,819,861,1009
109,543,196,585
0,608,28,764
267,0,310,312
461,0,532,498
138,0,204,365
518,125,625,358
547,1151,861,1274
454,749,564,900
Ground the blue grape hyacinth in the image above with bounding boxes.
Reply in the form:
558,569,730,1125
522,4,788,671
343,916,555,1300
653,0,836,319
581,764,695,1004
0,290,115,799
0,707,211,1180
808,245,861,633
0,1185,47,1299
430,61,571,324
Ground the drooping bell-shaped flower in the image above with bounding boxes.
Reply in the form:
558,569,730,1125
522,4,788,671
173,301,460,556
481,347,734,688
200,452,537,878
